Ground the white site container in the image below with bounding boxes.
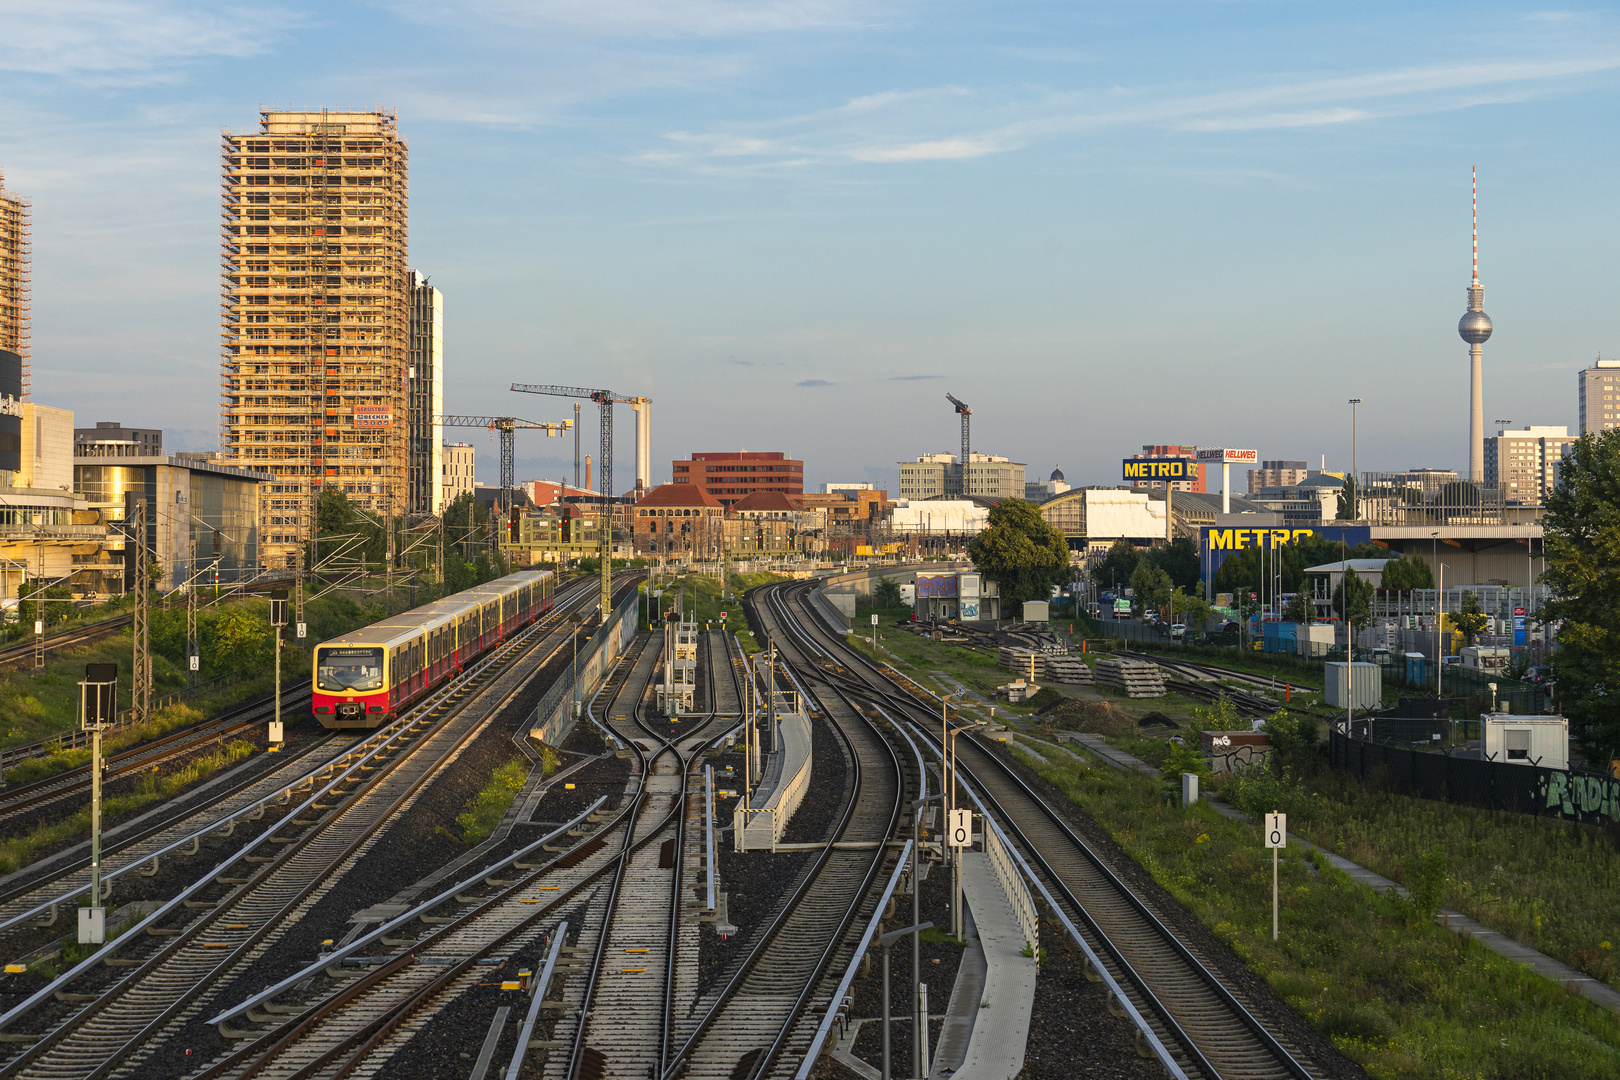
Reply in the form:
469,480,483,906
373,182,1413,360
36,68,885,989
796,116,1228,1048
1297,624,1336,657
1022,600,1050,623
1324,662,1381,711
1481,714,1569,770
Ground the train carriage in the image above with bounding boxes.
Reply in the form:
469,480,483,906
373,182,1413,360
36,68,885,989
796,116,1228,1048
312,569,555,729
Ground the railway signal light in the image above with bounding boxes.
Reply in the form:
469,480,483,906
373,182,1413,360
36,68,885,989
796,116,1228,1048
79,663,119,944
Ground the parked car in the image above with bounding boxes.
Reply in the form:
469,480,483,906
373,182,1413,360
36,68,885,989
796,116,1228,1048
1170,623,1187,639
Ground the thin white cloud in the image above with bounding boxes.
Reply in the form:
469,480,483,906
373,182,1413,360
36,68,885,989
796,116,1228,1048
377,0,879,38
0,1,292,79
643,50,1620,171
848,136,1006,162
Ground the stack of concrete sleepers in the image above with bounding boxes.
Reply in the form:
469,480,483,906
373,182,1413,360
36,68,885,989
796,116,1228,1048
998,647,1043,674
1094,656,1166,698
1043,655,1093,684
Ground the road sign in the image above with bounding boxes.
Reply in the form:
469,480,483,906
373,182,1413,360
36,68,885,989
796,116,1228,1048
297,622,307,639
948,809,972,848
871,614,879,626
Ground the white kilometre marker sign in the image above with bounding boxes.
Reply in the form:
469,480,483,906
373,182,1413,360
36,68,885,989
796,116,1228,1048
1264,811,1286,940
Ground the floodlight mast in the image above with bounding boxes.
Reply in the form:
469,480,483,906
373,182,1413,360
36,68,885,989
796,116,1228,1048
946,393,971,495
512,384,647,616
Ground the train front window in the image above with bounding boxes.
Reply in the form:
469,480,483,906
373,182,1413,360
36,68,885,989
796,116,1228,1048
317,647,384,692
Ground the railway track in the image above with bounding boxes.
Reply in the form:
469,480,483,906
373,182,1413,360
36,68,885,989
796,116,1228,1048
1115,650,1315,715
0,615,134,672
773,582,1328,1080
651,583,904,1080
181,624,661,1080
0,577,622,1080
706,628,743,716
0,684,313,826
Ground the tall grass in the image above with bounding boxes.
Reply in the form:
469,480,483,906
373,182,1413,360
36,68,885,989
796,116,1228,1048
453,758,530,845
1025,747,1620,1080
0,739,254,874
1222,760,1620,989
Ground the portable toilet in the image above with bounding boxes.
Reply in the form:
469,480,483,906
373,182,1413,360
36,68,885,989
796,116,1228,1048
1404,652,1427,686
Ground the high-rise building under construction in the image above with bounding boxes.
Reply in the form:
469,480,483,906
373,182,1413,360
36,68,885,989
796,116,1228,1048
219,109,409,567
0,168,29,399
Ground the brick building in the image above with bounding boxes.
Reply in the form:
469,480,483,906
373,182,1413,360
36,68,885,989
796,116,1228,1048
671,451,803,506
633,483,725,559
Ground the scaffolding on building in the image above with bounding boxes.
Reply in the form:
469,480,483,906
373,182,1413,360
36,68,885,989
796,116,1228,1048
219,109,411,574
0,167,30,398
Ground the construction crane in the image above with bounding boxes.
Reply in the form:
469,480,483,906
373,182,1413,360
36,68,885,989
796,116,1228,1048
511,384,649,616
437,416,571,517
946,393,971,495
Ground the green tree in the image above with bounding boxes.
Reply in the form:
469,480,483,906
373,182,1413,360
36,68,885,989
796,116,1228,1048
1130,559,1173,619
872,578,903,609
211,610,271,676
1284,590,1313,624
1454,589,1487,646
316,486,354,532
967,499,1071,607
1331,567,1373,639
1089,539,1141,592
1141,536,1200,592
1541,432,1620,761
1380,554,1434,590
1336,476,1359,520
1170,586,1211,630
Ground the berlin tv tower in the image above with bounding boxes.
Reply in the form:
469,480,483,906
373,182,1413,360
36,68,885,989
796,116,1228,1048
1458,167,1493,482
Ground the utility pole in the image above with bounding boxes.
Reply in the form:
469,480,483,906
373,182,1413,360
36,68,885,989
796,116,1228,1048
186,536,199,689
132,500,151,727
78,662,117,944
294,545,306,645
270,589,288,745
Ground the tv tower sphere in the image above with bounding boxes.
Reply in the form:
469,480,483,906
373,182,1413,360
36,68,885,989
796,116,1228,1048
1459,305,1493,345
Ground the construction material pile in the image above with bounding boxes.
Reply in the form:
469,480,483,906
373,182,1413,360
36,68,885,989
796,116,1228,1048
1042,655,1094,684
1094,656,1166,698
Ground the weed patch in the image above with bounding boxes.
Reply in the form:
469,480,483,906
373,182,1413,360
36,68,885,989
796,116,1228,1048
454,758,530,845
1026,747,1620,1079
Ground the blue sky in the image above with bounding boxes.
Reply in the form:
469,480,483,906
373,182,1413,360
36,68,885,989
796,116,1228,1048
2,1,1618,493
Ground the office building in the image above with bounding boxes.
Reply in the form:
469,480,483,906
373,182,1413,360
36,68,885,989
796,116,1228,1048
1248,459,1309,494
74,421,162,459
219,109,411,568
1128,445,1206,492
898,452,1025,500
824,482,873,494
0,169,28,398
632,483,725,558
1484,426,1576,505
1577,356,1620,434
671,450,803,506
407,270,444,515
443,443,475,506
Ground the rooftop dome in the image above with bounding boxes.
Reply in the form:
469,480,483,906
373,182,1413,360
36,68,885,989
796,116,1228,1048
1050,465,1065,482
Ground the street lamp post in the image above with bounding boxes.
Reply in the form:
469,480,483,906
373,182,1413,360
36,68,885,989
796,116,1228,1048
911,793,944,1078
1348,398,1362,520
879,921,933,1080
1438,562,1450,701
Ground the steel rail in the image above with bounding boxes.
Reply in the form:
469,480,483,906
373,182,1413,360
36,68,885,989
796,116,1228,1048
781,584,1320,1080
0,575,604,944
654,582,902,1080
0,579,614,1079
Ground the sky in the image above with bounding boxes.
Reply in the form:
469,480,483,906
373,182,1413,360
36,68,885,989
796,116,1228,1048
2,1,1619,495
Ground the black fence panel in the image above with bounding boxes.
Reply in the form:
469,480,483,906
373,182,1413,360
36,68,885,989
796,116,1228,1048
1329,731,1620,825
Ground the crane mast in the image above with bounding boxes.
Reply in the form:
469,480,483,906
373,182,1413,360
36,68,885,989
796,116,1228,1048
946,393,972,496
511,383,631,616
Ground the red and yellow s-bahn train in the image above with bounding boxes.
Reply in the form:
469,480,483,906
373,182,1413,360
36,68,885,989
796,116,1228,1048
312,569,557,729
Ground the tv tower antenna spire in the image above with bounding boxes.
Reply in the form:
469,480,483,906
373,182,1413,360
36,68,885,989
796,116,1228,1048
1458,166,1493,482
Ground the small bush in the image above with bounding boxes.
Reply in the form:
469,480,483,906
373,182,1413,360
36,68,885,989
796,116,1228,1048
1189,694,1248,734
454,758,530,845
